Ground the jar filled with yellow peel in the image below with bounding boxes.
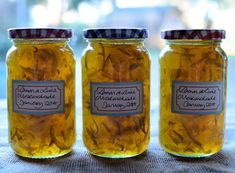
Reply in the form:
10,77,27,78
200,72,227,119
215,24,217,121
81,28,150,158
159,29,227,157
6,28,76,158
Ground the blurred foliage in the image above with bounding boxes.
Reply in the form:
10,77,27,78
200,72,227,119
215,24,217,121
26,0,46,5
26,0,90,9
212,0,235,8
69,0,91,9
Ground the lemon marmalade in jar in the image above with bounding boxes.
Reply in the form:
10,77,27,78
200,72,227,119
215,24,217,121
81,28,150,158
159,29,227,157
6,28,76,158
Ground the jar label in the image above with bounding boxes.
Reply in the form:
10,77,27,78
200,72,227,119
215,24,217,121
172,81,223,114
90,82,143,116
12,80,65,115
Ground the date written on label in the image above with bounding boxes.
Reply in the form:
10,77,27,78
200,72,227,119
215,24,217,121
172,81,223,114
13,80,65,115
90,82,143,116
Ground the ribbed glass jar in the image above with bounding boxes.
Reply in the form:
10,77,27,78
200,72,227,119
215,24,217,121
81,28,151,158
6,28,76,158
159,29,227,157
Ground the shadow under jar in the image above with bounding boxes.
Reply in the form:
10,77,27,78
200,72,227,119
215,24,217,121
6,28,76,158
81,28,150,158
159,29,227,157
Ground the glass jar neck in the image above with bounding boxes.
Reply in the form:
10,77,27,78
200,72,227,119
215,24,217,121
87,39,145,46
165,39,222,46
11,38,70,45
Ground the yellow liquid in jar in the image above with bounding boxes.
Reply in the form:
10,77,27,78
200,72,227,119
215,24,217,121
82,40,150,158
159,41,227,157
6,41,76,158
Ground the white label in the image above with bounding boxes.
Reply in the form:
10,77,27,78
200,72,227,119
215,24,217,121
12,80,65,115
172,81,223,114
90,82,143,116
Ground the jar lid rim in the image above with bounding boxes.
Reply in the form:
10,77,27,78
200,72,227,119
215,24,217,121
8,28,72,39
161,29,225,40
83,28,148,39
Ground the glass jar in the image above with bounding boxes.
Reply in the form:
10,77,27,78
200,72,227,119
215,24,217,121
6,28,76,158
81,28,150,158
159,29,227,157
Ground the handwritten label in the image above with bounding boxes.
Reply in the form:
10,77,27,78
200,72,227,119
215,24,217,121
12,80,65,115
172,81,223,114
90,82,143,116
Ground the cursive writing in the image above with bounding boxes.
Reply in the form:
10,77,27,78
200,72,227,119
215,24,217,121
175,86,221,111
15,86,61,110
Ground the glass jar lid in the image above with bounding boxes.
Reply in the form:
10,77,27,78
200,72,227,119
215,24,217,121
8,28,72,39
161,29,225,40
83,28,148,39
